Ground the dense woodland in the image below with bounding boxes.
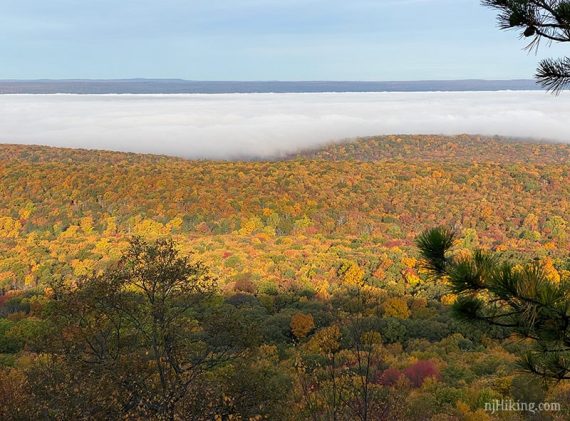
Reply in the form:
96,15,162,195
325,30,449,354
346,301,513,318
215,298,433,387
0,135,569,420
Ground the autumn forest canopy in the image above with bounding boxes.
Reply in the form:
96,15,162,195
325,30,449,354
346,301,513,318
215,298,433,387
1,135,570,420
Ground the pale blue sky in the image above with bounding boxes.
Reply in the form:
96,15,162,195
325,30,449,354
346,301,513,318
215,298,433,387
0,0,566,80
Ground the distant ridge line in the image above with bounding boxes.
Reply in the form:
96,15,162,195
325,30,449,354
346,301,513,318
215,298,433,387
0,79,544,94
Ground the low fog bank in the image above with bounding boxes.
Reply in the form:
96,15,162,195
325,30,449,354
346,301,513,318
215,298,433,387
0,91,568,159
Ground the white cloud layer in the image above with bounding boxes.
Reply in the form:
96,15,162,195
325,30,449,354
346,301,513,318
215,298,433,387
0,91,568,160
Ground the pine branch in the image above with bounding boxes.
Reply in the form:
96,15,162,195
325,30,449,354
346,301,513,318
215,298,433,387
482,0,570,93
416,227,455,277
537,56,570,92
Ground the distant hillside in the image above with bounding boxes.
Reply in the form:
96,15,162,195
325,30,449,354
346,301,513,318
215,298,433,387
0,79,542,94
292,134,570,164
4,135,569,165
0,136,567,257
0,144,183,165
0,135,568,329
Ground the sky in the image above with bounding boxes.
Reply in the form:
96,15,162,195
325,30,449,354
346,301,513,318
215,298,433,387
1,92,569,158
0,0,567,80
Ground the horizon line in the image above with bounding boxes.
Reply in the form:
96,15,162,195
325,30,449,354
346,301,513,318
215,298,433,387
0,78,539,83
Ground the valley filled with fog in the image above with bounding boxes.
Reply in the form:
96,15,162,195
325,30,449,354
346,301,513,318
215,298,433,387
0,91,568,159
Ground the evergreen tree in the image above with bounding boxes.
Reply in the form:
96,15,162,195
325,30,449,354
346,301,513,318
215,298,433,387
417,227,570,380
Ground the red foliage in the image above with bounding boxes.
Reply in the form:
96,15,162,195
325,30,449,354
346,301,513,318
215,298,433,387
306,226,319,235
403,360,440,388
377,367,403,386
384,240,403,248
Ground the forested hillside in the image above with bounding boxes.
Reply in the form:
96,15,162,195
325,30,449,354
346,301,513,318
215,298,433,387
294,134,570,163
0,136,569,420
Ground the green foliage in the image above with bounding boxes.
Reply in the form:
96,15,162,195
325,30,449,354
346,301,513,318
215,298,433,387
415,227,455,277
0,319,18,353
1,138,569,418
40,238,238,419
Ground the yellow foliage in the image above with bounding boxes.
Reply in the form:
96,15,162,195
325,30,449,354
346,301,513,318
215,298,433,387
402,257,417,268
382,297,410,319
238,217,263,236
94,238,112,255
308,325,341,355
523,213,539,231
495,243,508,252
71,259,95,277
18,205,33,220
314,279,330,300
343,262,365,286
261,226,276,237
262,207,273,217
403,269,421,286
60,225,79,238
133,218,165,237
454,249,472,261
361,285,387,299
290,313,315,339
294,215,311,230
542,257,561,283
480,202,493,221
80,216,94,234
0,217,22,238
0,271,14,283
104,217,118,235
24,274,36,288
166,217,183,233
441,294,457,306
